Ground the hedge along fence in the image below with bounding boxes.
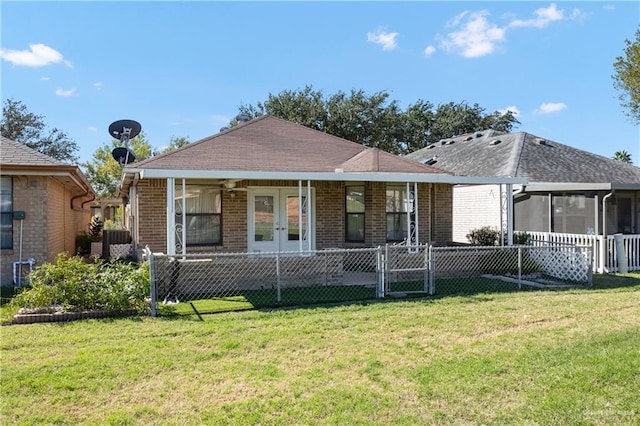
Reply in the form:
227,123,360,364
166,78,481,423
146,243,593,316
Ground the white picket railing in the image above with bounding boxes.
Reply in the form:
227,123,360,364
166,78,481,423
524,231,640,273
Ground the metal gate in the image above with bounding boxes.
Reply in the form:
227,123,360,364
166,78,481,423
384,244,432,295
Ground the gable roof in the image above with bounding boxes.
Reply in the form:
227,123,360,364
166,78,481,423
0,136,96,199
122,115,526,189
405,131,640,191
1,135,69,167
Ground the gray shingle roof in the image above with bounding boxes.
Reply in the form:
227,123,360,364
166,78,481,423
405,131,640,185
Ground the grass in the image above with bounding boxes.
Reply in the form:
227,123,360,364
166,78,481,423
1,272,639,425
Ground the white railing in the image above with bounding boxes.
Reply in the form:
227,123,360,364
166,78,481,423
606,234,640,272
524,231,640,273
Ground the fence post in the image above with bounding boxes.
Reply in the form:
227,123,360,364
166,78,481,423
147,248,157,317
598,235,607,273
276,254,281,302
517,246,522,290
614,234,629,273
428,246,435,295
376,247,384,298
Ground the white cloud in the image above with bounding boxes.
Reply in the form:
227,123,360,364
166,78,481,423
40,76,50,81
535,102,567,114
0,43,71,67
434,3,586,59
498,105,520,117
93,82,103,90
603,5,616,11
55,87,77,97
424,45,436,57
509,3,564,28
439,10,506,58
87,126,97,132
367,29,399,51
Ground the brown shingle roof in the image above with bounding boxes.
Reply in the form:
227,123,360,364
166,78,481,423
1,136,68,167
132,115,450,175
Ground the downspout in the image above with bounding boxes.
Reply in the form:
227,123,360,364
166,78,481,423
601,191,614,273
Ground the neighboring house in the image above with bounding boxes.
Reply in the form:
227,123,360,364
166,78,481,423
406,130,640,243
118,116,524,256
0,136,97,286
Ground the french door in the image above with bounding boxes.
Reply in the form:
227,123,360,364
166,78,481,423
248,188,314,253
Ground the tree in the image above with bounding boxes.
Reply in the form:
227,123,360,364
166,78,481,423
613,150,633,164
154,136,191,156
613,27,640,124
83,132,153,197
237,86,519,155
1,98,80,163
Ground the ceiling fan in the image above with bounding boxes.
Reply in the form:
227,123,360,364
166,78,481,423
218,179,247,197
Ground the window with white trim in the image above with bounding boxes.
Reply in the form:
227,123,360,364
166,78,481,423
1,177,12,249
345,185,365,242
176,185,222,246
386,186,407,242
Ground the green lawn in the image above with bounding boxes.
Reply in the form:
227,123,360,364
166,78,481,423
2,274,639,425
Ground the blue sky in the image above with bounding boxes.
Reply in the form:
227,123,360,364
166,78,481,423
2,1,639,165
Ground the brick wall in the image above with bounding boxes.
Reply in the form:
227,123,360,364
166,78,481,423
0,176,91,286
134,178,454,254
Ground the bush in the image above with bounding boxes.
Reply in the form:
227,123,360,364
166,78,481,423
466,226,500,246
11,253,150,314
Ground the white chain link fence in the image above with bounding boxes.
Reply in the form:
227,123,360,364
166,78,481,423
145,243,593,316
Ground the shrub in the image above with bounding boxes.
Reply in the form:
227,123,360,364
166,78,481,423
466,226,500,246
11,253,150,314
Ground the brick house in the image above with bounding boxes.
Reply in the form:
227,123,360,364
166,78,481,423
0,136,97,286
118,116,524,256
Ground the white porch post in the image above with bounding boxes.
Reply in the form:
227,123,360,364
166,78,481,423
129,184,138,255
507,183,513,245
298,180,303,252
166,177,175,255
307,180,312,252
181,179,186,256
413,182,419,246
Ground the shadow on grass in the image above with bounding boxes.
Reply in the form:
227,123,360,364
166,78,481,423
156,277,533,318
592,271,640,289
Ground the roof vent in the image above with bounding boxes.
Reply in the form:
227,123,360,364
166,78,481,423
422,156,438,165
426,144,435,149
439,139,447,145
489,139,502,146
475,132,483,138
220,126,230,132
235,113,251,124
446,140,455,145
464,136,473,142
536,138,548,146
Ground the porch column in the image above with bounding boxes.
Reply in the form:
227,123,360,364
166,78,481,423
507,183,513,245
406,182,419,246
499,184,514,245
295,180,313,252
166,177,175,255
307,180,312,252
298,180,303,252
129,184,137,255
